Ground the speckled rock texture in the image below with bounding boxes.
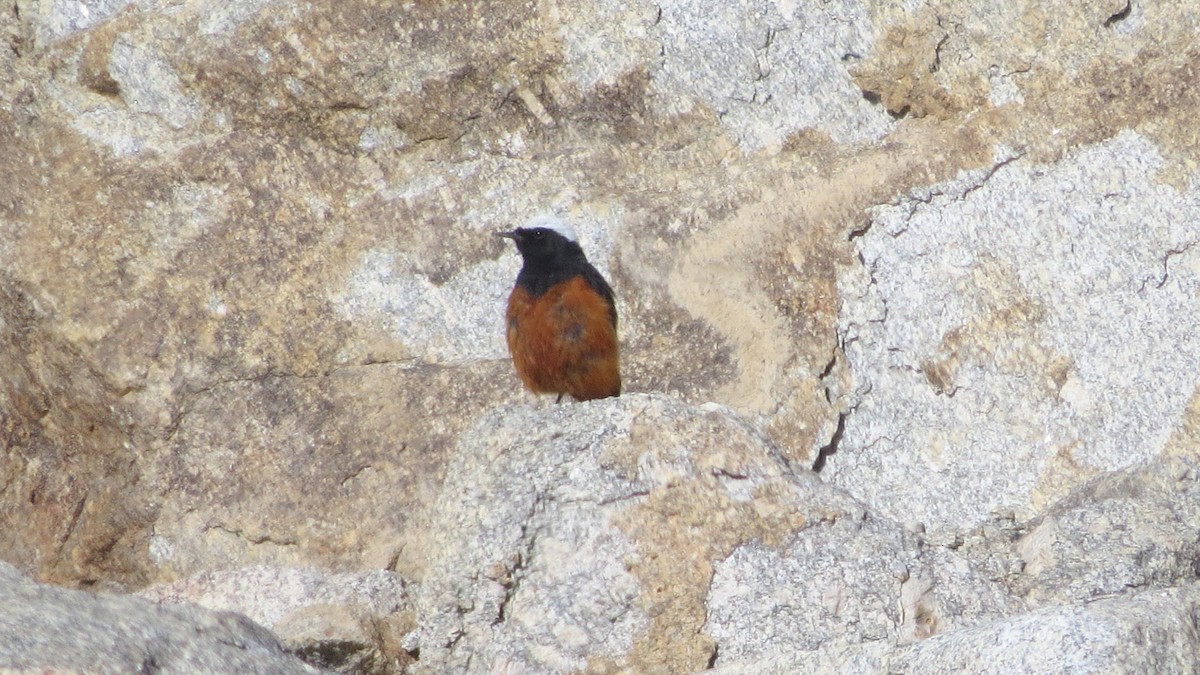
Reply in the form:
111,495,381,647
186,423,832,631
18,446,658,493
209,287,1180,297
2,0,1199,672
831,130,1200,532
416,394,883,673
711,584,1200,674
0,561,316,673
140,565,415,673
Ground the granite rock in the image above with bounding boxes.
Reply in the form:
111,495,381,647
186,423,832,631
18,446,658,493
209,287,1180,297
0,560,316,673
414,394,1019,673
1,0,1200,672
829,130,1200,532
713,584,1200,674
886,586,1200,674
141,565,414,673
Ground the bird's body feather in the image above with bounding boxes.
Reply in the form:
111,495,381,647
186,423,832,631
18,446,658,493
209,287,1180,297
506,275,620,401
498,220,621,402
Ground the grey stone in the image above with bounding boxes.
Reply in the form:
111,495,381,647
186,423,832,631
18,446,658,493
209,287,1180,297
714,585,1200,674
140,566,413,673
829,130,1200,532
705,514,1023,666
0,561,316,673
552,0,892,149
415,393,862,673
887,585,1200,674
416,393,1029,673
139,565,409,630
24,0,140,46
647,0,892,149
1012,448,1200,606
108,31,201,130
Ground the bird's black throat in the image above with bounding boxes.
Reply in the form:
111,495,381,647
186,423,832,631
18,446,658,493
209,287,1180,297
503,226,618,326
514,255,591,298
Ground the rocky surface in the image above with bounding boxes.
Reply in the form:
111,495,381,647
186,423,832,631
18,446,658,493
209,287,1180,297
830,130,1200,532
713,584,1200,674
140,565,415,673
2,0,1199,672
0,561,316,673
415,394,866,672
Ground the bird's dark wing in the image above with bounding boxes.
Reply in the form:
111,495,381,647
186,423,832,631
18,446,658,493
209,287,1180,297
580,264,618,328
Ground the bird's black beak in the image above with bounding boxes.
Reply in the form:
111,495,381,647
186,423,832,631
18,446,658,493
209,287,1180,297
495,230,518,240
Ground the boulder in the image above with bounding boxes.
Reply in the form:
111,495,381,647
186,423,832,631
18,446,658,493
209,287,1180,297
2,0,1200,672
0,561,315,673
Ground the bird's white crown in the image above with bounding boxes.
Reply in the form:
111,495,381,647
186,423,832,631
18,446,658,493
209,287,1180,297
526,215,578,242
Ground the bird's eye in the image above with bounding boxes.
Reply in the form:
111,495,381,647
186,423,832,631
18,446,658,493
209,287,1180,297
532,230,545,239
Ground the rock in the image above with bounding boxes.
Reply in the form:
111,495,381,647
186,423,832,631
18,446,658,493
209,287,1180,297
414,394,1016,673
0,0,979,584
273,604,413,675
888,585,1200,673
705,513,1023,666
0,561,316,673
139,565,414,672
829,130,1200,533
142,365,516,582
0,277,158,587
645,0,892,149
714,584,1200,674
140,565,409,630
2,0,1200,671
1010,398,1200,606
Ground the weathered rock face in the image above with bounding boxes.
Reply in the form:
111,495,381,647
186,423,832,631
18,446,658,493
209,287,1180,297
414,394,1021,673
0,561,316,673
140,565,416,673
2,0,1200,671
830,130,1200,531
713,585,1200,674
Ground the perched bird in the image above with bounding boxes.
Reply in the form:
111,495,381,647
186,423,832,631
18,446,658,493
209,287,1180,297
497,217,621,402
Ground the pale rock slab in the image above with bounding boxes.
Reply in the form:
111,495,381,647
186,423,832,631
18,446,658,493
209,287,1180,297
0,561,316,673
830,130,1200,532
705,513,1022,666
651,0,892,148
1010,429,1200,607
414,394,1017,673
553,0,891,149
140,566,416,672
415,394,847,672
888,585,1200,674
139,563,410,628
713,584,1200,674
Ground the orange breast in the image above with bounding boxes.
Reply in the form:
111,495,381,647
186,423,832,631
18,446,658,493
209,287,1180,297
506,276,621,401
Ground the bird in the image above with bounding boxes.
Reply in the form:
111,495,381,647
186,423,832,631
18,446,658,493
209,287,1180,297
496,217,621,402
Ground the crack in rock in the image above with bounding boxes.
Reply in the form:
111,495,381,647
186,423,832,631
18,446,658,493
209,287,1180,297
829,132,1200,533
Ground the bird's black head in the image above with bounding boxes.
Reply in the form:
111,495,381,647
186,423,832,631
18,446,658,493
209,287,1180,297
497,217,615,304
496,220,586,268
